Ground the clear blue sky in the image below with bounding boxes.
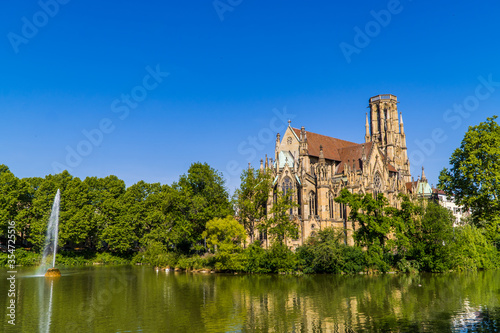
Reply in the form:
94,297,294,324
1,0,499,192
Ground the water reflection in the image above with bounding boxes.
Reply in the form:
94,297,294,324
0,268,498,332
39,278,54,333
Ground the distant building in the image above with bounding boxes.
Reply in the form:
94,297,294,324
431,188,470,226
405,167,433,199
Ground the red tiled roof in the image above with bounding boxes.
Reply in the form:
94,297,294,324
292,128,398,174
292,128,357,161
432,188,448,195
406,181,417,192
336,142,372,173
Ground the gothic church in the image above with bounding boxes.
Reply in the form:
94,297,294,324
262,94,415,248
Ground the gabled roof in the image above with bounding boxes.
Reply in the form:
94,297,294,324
336,142,372,173
291,127,398,174
292,128,357,161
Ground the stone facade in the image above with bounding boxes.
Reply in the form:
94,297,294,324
261,94,414,248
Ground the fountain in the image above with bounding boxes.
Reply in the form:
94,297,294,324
42,189,61,278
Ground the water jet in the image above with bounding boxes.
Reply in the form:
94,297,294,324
41,189,61,278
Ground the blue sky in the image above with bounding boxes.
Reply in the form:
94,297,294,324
1,0,499,192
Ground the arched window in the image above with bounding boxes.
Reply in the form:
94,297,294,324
339,203,345,220
309,191,316,217
282,177,292,195
373,173,383,199
328,192,335,219
282,177,293,214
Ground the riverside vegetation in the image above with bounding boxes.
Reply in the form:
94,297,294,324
1,117,499,273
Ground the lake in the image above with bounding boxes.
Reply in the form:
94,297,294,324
1,266,499,332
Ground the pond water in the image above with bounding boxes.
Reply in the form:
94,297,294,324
1,266,499,332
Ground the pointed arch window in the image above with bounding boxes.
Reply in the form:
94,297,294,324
328,192,335,219
309,191,316,217
339,202,345,220
282,177,292,195
374,172,383,199
282,177,293,214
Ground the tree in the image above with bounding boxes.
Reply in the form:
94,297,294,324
202,216,245,253
336,189,392,249
234,168,272,244
411,202,455,272
0,166,22,235
58,177,93,248
439,116,500,222
173,162,233,253
385,194,423,261
335,189,395,271
265,189,299,245
85,175,127,252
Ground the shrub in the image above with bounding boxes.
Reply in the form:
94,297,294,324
243,241,270,273
452,225,499,270
266,242,297,273
176,255,209,270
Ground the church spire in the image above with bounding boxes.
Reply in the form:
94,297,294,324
400,112,405,136
365,112,370,142
421,166,427,182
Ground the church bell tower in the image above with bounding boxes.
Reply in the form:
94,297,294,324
367,94,410,182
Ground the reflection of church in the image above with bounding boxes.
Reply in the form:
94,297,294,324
261,94,419,247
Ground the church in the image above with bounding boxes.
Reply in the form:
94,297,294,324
261,94,419,248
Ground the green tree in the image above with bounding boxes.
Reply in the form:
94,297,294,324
336,189,392,248
452,224,499,270
335,189,397,272
385,194,423,263
418,202,455,271
202,216,246,271
0,166,23,236
234,168,272,244
174,162,233,253
121,181,170,253
58,177,93,248
439,116,500,222
85,176,127,252
202,216,245,253
297,227,365,274
265,189,299,245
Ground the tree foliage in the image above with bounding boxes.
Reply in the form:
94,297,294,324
265,189,299,245
439,116,500,222
297,228,365,274
202,216,246,253
233,168,271,243
1,158,498,273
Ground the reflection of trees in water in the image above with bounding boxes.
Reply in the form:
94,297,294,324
6,268,499,332
215,272,500,332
